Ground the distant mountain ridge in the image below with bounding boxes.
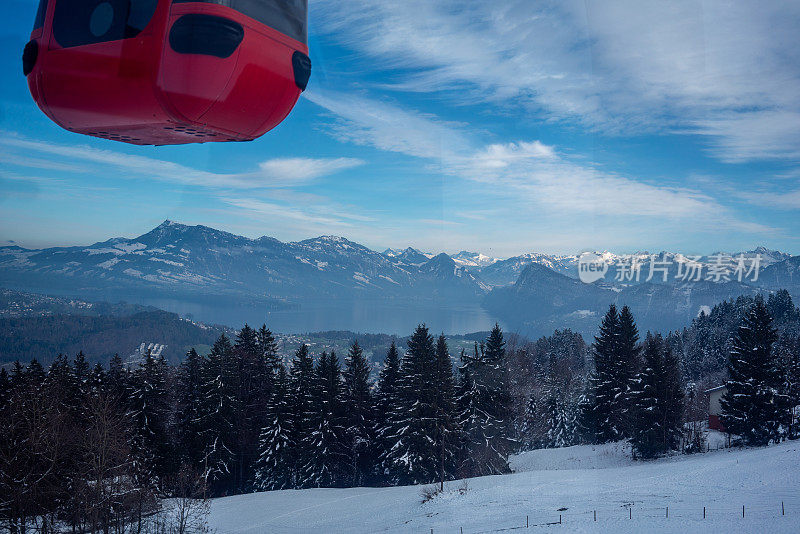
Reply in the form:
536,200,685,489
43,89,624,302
0,221,487,305
1,221,797,337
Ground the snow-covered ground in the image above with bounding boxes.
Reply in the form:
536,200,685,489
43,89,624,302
208,441,800,533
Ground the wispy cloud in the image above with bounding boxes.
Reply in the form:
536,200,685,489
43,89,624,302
305,89,471,161
258,157,363,182
0,133,364,189
315,0,800,163
306,90,769,231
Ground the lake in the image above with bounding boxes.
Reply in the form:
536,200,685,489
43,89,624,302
133,296,504,335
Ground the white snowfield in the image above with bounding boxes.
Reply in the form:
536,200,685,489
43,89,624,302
208,440,800,533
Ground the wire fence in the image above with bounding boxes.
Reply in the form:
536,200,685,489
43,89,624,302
428,500,794,533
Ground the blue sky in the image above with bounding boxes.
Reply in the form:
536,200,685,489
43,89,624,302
1,0,799,258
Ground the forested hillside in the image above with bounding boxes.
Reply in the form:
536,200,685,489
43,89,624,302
0,311,223,366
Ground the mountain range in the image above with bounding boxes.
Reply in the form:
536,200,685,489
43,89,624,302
1,220,798,337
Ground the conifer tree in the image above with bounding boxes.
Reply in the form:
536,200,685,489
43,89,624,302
177,348,205,468
233,324,268,492
721,298,791,446
584,305,623,443
520,392,540,450
258,325,282,377
462,325,513,475
106,353,127,399
300,352,348,487
288,344,315,487
73,351,91,406
616,306,641,437
46,354,79,415
0,368,9,410
456,344,481,476
545,390,573,448
253,364,294,491
26,359,46,385
630,333,684,458
342,341,373,487
197,334,238,493
374,341,400,480
433,334,458,488
127,350,171,486
384,325,439,485
780,337,800,439
10,360,26,388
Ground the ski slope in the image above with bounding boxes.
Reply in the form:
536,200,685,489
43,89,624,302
208,440,800,533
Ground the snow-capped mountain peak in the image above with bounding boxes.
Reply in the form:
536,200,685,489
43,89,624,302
450,250,499,268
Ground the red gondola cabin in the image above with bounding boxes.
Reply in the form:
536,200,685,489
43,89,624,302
23,0,311,145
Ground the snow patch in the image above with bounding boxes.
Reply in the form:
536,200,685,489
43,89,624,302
97,258,120,269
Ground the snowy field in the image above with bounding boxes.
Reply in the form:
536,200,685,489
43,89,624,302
208,440,800,533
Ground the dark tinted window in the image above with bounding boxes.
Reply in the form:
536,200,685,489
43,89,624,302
53,0,158,48
33,0,49,30
174,0,307,44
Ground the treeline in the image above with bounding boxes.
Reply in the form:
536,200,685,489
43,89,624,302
668,290,800,380
0,310,223,366
511,292,800,458
0,324,514,532
3,292,800,532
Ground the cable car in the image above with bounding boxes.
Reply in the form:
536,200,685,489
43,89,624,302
23,0,311,145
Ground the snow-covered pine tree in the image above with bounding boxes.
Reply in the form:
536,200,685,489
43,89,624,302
374,341,400,482
253,364,294,491
459,325,513,476
630,333,684,459
300,352,349,488
176,348,205,469
258,324,282,377
779,336,800,438
616,306,641,437
721,297,791,446
433,334,458,489
456,343,481,476
545,390,572,448
127,350,171,487
197,334,238,494
45,354,79,415
0,368,9,411
233,324,268,492
88,363,106,394
384,325,439,485
519,392,540,450
342,341,374,487
73,351,91,407
288,343,315,487
584,304,623,443
106,353,128,399
26,359,46,386
660,341,685,449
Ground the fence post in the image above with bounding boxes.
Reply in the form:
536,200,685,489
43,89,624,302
559,514,562,524
594,510,596,522
743,505,745,518
526,515,528,528
703,506,706,519
666,507,669,518
782,501,785,516
629,508,631,520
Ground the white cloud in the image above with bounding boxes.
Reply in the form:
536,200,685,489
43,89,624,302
257,157,363,182
315,0,800,163
304,89,471,161
737,189,800,211
305,86,772,231
0,133,364,189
